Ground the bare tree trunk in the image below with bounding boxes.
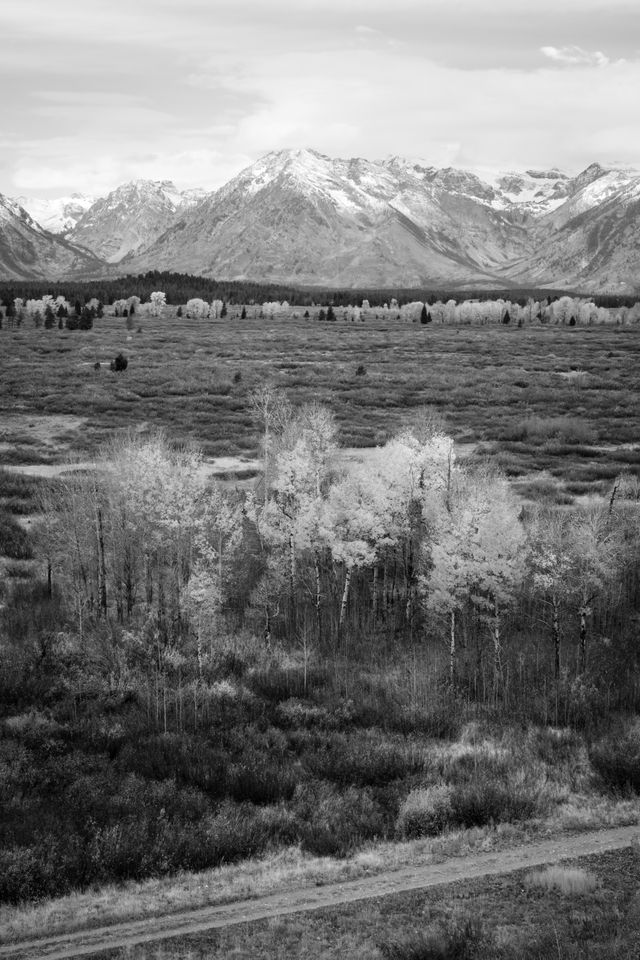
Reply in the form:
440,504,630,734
218,530,223,622
96,507,108,619
579,604,588,673
125,545,134,619
445,442,453,513
450,608,456,684
339,566,353,632
492,594,502,690
314,552,322,638
145,553,153,607
552,595,560,680
405,540,414,627
372,565,378,621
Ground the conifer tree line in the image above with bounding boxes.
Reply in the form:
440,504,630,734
2,271,640,315
4,289,640,330
35,392,640,726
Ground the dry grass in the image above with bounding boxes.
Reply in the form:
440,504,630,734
1,787,638,945
63,846,640,960
525,864,599,895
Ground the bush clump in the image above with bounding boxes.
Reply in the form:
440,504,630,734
396,785,453,839
449,776,543,828
590,727,640,793
293,780,388,857
0,509,33,560
303,732,422,787
110,353,128,372
380,917,487,960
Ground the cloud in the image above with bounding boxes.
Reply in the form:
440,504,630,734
3,1,640,198
541,45,610,66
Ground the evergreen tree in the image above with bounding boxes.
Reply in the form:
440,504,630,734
221,302,227,318
111,353,128,372
44,304,55,329
79,307,93,330
326,305,336,322
240,305,247,319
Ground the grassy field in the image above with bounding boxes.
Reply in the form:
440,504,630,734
87,845,640,959
1,310,640,500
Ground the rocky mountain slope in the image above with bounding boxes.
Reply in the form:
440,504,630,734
120,151,640,290
66,180,206,263
4,151,640,290
0,194,104,280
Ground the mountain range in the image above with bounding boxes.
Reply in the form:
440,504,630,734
3,149,640,291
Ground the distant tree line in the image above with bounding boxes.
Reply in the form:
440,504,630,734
1,272,639,310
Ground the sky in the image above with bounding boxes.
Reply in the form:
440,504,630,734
2,0,640,199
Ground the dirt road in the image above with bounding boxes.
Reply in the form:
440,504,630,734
2,825,638,960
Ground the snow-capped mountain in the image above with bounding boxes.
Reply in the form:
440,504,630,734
15,193,96,234
0,194,104,280
3,151,640,289
67,180,207,263
119,149,533,286
509,166,640,291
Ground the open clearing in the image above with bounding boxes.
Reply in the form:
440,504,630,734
1,825,638,960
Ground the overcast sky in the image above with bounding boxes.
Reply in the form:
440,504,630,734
2,0,639,199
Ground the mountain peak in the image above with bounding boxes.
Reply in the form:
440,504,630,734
4,150,640,291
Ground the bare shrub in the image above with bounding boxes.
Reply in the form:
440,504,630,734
396,785,453,838
505,416,596,444
380,916,487,960
525,865,598,896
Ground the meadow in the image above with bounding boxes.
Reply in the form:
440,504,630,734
1,308,640,502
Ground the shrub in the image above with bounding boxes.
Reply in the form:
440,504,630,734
110,353,128,372
396,785,453,838
525,865,598,896
248,664,329,702
226,755,298,804
0,509,33,559
0,843,64,903
115,734,229,799
293,780,388,856
506,415,596,444
449,775,543,828
380,917,487,960
356,364,367,376
590,727,640,793
303,732,422,787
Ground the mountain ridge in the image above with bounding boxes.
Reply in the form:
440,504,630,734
4,150,640,290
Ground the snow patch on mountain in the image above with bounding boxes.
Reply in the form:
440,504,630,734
15,194,96,234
